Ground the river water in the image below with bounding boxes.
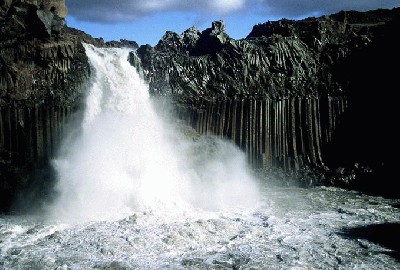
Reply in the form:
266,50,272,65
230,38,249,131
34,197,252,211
1,186,399,269
1,45,399,269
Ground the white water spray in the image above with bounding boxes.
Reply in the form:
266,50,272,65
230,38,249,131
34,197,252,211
49,44,260,222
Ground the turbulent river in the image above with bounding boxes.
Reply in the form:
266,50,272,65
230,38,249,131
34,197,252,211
1,45,399,269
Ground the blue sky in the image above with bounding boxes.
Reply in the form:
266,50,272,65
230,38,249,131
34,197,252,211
65,0,400,46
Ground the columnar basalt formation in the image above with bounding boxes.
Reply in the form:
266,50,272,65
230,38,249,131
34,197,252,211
0,0,139,211
132,8,400,192
1,2,399,211
0,0,88,211
175,98,347,172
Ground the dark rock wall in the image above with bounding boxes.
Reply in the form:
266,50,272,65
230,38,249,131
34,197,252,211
176,97,347,171
132,8,400,192
0,40,89,106
0,0,139,211
0,105,72,162
322,13,400,196
132,10,400,102
0,105,74,210
1,1,399,210
0,0,90,211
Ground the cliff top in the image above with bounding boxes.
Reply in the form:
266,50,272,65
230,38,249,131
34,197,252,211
148,7,400,56
1,0,67,17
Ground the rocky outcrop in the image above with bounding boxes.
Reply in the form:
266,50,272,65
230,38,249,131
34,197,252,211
1,1,399,211
0,0,87,211
0,0,139,211
1,0,68,39
133,9,399,102
0,0,86,104
132,8,400,195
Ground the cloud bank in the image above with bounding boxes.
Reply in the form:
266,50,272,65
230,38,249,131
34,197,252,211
256,0,400,19
66,0,400,23
66,0,247,23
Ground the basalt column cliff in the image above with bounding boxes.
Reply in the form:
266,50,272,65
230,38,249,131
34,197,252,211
1,3,399,212
131,9,400,193
0,0,90,211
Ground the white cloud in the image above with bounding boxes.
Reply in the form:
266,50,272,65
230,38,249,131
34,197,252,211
254,0,400,18
66,0,247,22
207,0,247,14
66,0,400,23
137,0,176,12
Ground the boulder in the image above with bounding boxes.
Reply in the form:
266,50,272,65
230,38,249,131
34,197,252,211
192,20,230,55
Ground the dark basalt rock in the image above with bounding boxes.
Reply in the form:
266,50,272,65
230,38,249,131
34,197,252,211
0,0,88,212
132,9,400,102
0,1,139,212
1,1,399,211
153,20,230,56
132,8,400,196
104,39,138,49
182,26,201,52
193,20,230,55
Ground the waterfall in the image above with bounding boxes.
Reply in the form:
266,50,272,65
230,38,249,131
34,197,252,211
48,44,260,222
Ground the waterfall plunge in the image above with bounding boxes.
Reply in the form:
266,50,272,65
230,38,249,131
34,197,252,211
49,44,260,222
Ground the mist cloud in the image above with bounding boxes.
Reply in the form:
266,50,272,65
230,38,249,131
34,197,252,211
66,0,399,23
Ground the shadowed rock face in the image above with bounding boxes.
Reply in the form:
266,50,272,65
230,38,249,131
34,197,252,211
1,0,67,39
2,1,67,17
25,0,67,17
132,8,400,194
0,0,85,211
132,9,399,102
1,2,399,211
0,1,139,211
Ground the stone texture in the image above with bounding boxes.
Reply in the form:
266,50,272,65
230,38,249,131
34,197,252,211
131,8,400,195
20,0,67,17
132,10,400,102
0,0,139,211
0,0,83,211
1,2,399,211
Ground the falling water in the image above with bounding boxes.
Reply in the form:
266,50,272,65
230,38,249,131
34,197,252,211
1,45,399,269
49,44,260,222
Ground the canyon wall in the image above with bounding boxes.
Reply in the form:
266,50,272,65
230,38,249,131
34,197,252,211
132,8,400,192
1,2,399,211
0,0,89,211
0,1,138,211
